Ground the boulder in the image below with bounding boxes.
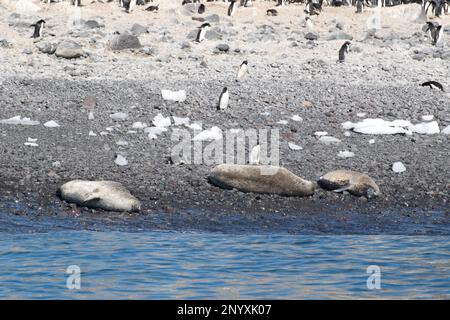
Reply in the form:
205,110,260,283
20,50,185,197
55,40,84,59
109,34,141,50
208,164,316,196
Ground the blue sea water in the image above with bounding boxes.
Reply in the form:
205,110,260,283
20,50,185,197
0,230,449,299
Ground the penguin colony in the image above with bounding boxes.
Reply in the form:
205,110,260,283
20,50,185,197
35,0,447,96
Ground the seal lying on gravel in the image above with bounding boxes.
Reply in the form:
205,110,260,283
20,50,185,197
58,180,141,212
317,170,380,198
208,164,316,196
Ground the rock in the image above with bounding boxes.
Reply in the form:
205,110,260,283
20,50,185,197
161,89,187,102
305,32,319,41
36,41,58,55
109,34,141,50
82,95,97,109
58,180,140,212
205,14,220,23
337,150,355,158
180,41,191,49
319,136,342,145
84,20,103,29
115,154,128,166
326,31,353,41
288,142,302,151
205,28,222,41
110,112,128,121
0,39,13,48
44,120,60,128
392,162,406,173
215,43,230,53
22,48,32,55
55,40,84,59
131,23,148,36
209,164,316,196
442,125,450,134
412,53,425,61
140,46,157,56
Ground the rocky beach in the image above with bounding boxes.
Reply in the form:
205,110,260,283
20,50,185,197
0,0,449,234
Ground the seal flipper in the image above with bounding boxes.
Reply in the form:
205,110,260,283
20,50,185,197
332,184,352,193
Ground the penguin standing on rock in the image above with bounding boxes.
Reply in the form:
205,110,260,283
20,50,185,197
31,19,45,38
228,0,237,17
196,23,211,43
338,41,351,63
218,87,229,110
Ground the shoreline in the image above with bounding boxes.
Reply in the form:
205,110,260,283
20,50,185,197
0,2,449,234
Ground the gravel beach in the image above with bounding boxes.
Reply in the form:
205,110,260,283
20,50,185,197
0,1,448,234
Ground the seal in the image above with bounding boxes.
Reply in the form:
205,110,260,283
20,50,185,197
58,180,141,212
317,170,380,198
208,164,316,196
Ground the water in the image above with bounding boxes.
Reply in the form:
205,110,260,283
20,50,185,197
0,231,449,299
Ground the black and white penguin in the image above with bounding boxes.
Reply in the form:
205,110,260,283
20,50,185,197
304,0,321,15
421,81,444,91
267,9,278,16
145,3,159,11
236,60,248,80
356,0,364,13
432,25,443,45
198,3,206,14
218,87,229,110
136,0,145,5
338,41,351,63
31,19,46,38
196,23,211,43
71,0,81,6
304,16,314,30
228,0,237,17
125,0,136,13
424,21,437,39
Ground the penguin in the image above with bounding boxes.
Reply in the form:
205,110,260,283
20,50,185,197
145,3,159,11
71,0,81,6
236,60,248,80
304,16,314,30
196,23,211,43
421,81,444,91
356,0,364,13
228,0,237,17
266,9,278,16
432,25,443,45
338,41,351,63
136,0,145,5
31,19,45,38
198,3,206,14
126,0,136,13
218,87,229,110
244,0,252,7
424,21,437,39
